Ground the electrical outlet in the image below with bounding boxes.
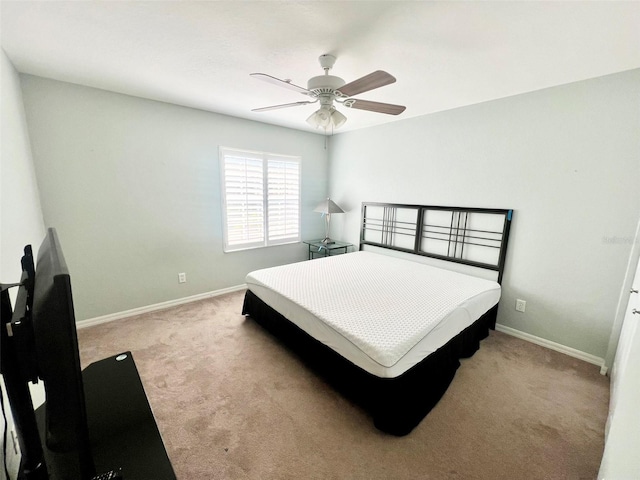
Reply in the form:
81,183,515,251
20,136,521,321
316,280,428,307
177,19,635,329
178,272,187,284
515,299,526,313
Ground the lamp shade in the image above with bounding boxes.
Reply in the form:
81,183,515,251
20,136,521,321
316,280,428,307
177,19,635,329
314,198,344,214
331,109,347,129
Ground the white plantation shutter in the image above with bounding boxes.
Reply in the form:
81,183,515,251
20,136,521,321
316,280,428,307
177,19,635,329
268,158,300,243
220,148,300,252
221,150,265,249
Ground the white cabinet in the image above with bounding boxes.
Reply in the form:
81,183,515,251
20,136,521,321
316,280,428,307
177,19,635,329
599,257,640,478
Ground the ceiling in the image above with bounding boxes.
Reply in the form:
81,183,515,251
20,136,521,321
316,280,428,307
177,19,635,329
2,1,639,135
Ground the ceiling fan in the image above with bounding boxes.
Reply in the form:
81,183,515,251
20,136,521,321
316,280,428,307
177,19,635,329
250,54,406,130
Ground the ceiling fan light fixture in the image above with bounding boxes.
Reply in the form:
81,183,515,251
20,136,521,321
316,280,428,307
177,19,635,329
306,106,347,130
306,107,334,129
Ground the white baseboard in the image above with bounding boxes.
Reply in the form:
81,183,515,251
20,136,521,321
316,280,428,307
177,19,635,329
77,284,247,330
495,324,608,375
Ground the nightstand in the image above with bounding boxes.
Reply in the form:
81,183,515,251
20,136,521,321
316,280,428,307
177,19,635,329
303,239,353,260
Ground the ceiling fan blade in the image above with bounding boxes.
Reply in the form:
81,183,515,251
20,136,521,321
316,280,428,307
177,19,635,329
338,71,396,97
250,73,311,95
346,99,406,115
252,100,316,112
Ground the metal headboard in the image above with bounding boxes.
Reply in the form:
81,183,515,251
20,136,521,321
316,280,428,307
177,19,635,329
359,202,513,284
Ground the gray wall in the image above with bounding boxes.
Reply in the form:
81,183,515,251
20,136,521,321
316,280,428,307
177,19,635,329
1,52,45,284
20,75,328,321
328,69,640,359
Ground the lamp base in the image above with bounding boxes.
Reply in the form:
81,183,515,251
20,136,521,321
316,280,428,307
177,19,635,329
320,238,335,245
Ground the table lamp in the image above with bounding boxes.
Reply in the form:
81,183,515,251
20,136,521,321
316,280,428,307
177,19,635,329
314,198,345,245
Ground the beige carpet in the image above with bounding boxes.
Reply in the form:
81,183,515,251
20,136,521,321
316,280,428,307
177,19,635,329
78,290,609,480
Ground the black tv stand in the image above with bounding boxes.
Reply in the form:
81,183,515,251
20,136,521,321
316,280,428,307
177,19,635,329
35,352,176,480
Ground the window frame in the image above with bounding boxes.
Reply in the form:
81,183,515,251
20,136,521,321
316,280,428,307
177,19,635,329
219,147,301,253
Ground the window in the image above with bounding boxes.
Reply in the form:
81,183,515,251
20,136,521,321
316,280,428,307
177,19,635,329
220,147,301,252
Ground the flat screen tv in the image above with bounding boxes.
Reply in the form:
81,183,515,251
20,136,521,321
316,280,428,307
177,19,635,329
1,228,95,479
32,228,94,475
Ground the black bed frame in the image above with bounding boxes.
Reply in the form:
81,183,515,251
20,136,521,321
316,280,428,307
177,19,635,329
243,203,513,436
359,202,513,284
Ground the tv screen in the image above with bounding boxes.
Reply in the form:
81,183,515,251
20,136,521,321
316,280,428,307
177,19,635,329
31,227,94,477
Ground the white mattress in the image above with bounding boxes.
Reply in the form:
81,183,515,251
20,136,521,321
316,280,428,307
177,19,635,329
245,250,501,378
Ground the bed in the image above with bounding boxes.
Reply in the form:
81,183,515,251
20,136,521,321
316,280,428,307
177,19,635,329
242,202,513,436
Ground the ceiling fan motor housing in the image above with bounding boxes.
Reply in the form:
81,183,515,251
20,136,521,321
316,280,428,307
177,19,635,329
307,75,346,95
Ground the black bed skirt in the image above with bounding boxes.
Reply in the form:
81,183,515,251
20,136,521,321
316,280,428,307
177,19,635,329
242,289,497,436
